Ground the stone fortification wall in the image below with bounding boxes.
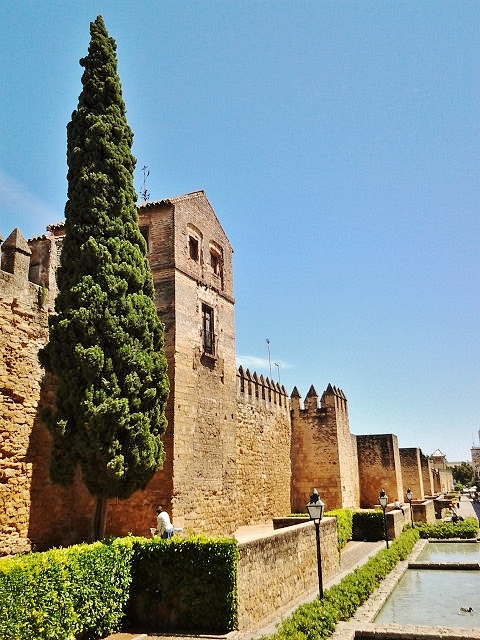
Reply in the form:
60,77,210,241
0,294,47,555
0,212,444,555
0,229,57,555
320,384,359,509
399,447,424,500
0,226,168,553
236,367,291,525
357,434,404,508
290,384,359,513
429,451,454,493
237,517,339,632
421,455,434,495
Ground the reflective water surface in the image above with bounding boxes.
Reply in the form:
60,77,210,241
416,541,480,563
374,569,480,626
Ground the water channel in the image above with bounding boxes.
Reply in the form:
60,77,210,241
374,542,480,627
416,540,480,562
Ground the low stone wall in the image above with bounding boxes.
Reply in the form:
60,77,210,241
384,508,409,541
237,517,339,632
412,499,436,524
434,496,457,519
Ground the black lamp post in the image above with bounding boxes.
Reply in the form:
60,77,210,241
306,488,325,599
378,488,389,549
406,488,413,524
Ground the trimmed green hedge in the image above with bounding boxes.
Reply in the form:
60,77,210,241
0,537,134,640
261,528,419,640
352,509,385,541
324,509,353,551
414,516,478,539
126,535,238,633
0,534,238,639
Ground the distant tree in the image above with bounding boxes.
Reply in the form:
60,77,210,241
451,462,474,487
39,15,169,541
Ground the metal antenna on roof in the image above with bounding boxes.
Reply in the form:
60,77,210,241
266,338,272,378
274,362,280,384
140,165,150,202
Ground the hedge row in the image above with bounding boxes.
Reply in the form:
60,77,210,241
324,509,353,551
126,534,237,633
352,509,385,541
0,537,134,640
414,516,478,539
261,528,420,640
0,535,238,640
0,511,476,640
292,509,387,544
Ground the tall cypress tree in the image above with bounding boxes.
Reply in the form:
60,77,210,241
39,16,169,540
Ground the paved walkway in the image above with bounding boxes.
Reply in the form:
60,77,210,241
458,493,480,521
104,501,480,640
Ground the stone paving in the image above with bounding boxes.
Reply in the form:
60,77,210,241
104,499,480,640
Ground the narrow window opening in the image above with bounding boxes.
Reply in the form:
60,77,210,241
189,236,199,261
210,251,220,275
202,304,215,355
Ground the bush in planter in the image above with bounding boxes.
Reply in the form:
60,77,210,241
127,535,238,633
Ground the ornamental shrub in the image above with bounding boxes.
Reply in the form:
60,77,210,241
0,537,134,640
0,535,238,639
352,509,385,541
127,535,238,633
325,509,353,550
38,15,169,541
414,516,478,539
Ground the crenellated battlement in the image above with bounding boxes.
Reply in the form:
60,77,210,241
235,365,292,524
290,381,359,512
321,382,348,414
0,226,62,311
236,365,289,409
290,382,348,417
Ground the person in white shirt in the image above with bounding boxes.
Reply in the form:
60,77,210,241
394,500,405,515
156,506,175,539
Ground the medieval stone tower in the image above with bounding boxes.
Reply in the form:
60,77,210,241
290,383,359,513
137,191,238,534
356,434,404,508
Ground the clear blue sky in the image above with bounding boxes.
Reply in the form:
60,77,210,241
1,1,479,464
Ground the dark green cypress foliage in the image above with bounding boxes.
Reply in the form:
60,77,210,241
39,16,169,538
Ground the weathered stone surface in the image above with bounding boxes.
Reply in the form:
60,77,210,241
237,518,339,632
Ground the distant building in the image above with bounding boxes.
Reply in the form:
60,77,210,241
429,449,454,493
471,430,480,482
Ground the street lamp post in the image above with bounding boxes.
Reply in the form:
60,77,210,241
306,488,325,599
378,489,389,549
406,488,413,524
